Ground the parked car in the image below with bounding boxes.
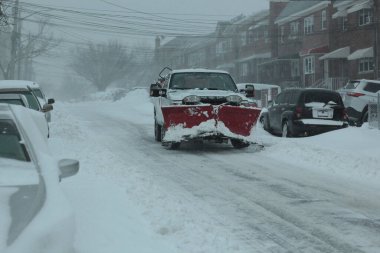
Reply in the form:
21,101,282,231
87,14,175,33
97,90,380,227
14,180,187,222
236,83,281,108
29,81,55,122
339,79,380,126
0,80,54,121
0,103,79,253
150,68,261,149
261,88,348,137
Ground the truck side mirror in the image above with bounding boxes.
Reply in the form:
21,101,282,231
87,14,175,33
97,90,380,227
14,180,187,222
150,83,160,97
245,84,255,98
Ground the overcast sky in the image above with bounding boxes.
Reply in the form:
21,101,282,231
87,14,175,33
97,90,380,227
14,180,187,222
21,0,269,84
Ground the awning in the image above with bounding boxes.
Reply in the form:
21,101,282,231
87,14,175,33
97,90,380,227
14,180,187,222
300,45,329,56
347,0,372,14
319,47,350,60
347,47,373,60
252,20,269,30
236,52,271,63
332,9,348,19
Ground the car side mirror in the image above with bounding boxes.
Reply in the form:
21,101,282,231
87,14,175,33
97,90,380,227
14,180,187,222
42,104,53,112
48,98,55,104
245,84,255,98
59,159,79,181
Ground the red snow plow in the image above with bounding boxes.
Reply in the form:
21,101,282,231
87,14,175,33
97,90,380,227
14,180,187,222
161,105,260,137
151,68,262,149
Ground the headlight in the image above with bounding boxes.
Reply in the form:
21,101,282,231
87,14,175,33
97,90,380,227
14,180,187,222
182,95,201,105
226,95,243,105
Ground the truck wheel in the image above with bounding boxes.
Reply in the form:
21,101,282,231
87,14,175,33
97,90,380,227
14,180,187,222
231,139,250,149
154,120,162,142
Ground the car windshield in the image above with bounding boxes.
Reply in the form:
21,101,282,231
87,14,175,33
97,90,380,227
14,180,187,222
0,92,40,111
170,73,237,91
32,89,44,99
0,120,30,162
303,91,342,105
0,99,23,106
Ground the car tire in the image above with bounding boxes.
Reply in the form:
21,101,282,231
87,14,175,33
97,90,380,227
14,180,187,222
361,110,368,124
231,139,250,149
154,120,162,142
263,115,271,132
282,121,292,138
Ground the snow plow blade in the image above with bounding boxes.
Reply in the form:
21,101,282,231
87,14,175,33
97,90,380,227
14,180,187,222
217,106,261,136
161,105,261,139
162,105,214,129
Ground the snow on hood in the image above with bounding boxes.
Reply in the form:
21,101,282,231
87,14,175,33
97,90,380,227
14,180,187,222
167,89,245,101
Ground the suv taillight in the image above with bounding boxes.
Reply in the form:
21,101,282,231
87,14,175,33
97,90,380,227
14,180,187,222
342,108,348,120
295,106,303,118
347,92,365,97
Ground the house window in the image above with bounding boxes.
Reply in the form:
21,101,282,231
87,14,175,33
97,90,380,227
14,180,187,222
254,30,260,41
216,42,223,56
342,16,348,31
304,56,315,74
289,21,299,39
359,9,372,26
304,15,314,34
291,60,300,77
280,26,285,43
248,30,254,44
321,10,327,30
241,63,249,77
263,26,269,43
359,58,374,73
240,31,247,46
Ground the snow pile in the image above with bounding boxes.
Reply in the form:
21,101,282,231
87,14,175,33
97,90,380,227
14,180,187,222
81,88,129,102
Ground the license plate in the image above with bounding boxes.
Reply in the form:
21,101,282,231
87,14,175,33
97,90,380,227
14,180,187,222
313,108,333,119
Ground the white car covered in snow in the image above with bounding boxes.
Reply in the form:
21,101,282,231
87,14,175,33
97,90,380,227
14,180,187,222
0,104,79,253
150,68,261,149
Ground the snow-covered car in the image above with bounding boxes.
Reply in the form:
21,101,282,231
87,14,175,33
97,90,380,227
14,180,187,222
28,81,55,122
0,104,79,253
0,80,54,120
261,88,348,137
236,82,281,108
150,68,261,149
339,79,380,125
0,81,53,137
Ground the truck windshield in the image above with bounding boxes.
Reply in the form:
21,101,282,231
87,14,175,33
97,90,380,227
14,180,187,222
170,73,237,91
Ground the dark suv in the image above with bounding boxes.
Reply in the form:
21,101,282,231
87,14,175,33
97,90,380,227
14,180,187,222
262,88,348,137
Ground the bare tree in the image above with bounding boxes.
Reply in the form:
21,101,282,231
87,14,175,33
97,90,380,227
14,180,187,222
70,41,133,91
0,0,58,80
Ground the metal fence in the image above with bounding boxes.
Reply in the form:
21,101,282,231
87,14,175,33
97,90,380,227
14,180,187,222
368,93,380,130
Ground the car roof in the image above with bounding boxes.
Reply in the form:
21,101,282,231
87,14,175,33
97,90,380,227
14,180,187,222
351,79,380,84
236,83,280,90
171,68,230,74
0,80,40,90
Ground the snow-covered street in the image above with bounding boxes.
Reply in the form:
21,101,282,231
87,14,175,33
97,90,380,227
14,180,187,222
49,89,380,253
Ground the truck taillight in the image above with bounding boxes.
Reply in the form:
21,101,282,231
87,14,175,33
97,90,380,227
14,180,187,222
347,92,365,97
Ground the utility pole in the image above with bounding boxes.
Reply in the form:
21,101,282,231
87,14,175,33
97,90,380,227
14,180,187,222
9,0,20,79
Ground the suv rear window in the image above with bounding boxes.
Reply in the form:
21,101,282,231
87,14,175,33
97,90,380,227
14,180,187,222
344,81,360,89
303,91,342,105
363,82,380,93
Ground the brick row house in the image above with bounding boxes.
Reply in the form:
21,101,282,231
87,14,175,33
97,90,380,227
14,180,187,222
154,0,380,89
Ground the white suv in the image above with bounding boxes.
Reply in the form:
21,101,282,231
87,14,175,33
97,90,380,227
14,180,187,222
339,79,380,125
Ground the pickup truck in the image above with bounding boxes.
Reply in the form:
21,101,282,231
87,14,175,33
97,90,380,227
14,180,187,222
150,68,261,149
